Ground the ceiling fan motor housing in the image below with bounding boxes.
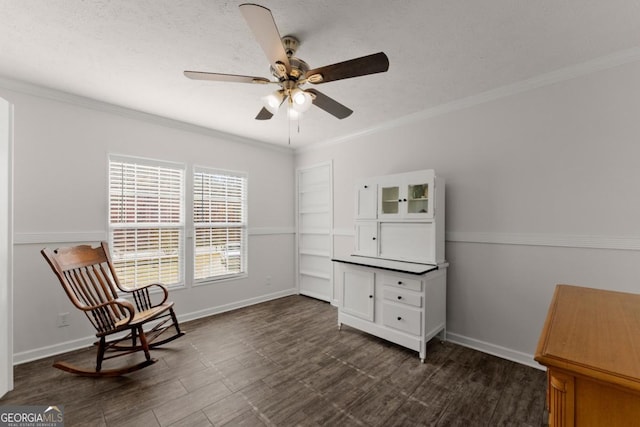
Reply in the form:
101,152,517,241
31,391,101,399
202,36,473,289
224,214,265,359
270,36,309,81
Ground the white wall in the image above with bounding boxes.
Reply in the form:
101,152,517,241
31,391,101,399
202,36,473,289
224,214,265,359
0,84,297,362
295,58,640,367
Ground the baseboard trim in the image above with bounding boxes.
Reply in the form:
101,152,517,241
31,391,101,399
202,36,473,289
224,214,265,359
177,288,298,324
445,332,543,370
13,288,298,365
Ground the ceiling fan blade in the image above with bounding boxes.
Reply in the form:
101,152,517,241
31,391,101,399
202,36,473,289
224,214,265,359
305,52,389,84
239,3,291,77
306,89,353,119
184,71,271,84
255,107,274,120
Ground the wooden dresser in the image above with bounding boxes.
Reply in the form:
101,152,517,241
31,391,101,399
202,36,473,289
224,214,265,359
535,285,640,426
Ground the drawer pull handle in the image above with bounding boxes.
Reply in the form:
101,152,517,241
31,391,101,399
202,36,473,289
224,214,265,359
364,185,368,189
397,281,403,285
397,316,402,321
397,296,402,300
372,237,376,240
369,295,373,299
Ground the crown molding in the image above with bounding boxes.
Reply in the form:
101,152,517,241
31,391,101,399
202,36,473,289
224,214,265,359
297,46,640,153
0,75,294,155
3,45,639,157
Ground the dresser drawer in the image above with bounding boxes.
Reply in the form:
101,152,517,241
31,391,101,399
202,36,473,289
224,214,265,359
383,303,421,336
383,288,422,308
382,274,422,292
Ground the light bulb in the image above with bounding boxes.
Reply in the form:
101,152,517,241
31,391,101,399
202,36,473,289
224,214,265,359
291,89,312,112
262,91,284,114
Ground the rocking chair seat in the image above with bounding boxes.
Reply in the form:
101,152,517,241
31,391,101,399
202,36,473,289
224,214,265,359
113,302,175,330
41,241,185,376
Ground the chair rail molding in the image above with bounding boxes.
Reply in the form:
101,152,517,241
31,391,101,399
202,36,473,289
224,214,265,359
332,228,640,252
446,231,640,252
15,227,296,245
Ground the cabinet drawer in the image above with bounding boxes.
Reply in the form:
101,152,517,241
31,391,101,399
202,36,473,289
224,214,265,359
383,303,421,336
383,275,422,292
383,288,422,308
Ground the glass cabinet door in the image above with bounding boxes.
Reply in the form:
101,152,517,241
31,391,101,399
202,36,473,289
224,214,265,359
380,185,399,215
407,183,429,214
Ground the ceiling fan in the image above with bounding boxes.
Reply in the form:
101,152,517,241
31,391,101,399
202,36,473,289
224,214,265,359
184,3,390,121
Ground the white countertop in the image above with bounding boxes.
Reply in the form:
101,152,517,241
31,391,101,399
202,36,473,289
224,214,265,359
332,255,442,275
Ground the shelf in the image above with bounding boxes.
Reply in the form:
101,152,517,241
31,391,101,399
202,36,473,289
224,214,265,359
299,228,331,235
299,207,330,214
299,270,331,280
298,183,330,194
299,249,330,257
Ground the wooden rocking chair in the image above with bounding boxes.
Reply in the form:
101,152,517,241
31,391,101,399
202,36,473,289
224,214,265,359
41,241,185,377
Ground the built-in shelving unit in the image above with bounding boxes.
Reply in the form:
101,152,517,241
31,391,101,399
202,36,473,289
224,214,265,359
296,162,333,302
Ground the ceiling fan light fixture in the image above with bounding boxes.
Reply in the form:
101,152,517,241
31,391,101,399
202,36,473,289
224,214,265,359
291,88,312,112
288,108,303,120
262,90,284,114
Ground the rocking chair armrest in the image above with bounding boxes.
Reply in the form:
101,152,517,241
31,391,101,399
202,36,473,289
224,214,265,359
121,283,169,309
84,298,136,330
82,298,135,313
110,298,136,326
145,283,169,305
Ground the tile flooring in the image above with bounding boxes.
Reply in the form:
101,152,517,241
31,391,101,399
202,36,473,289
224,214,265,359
1,295,547,426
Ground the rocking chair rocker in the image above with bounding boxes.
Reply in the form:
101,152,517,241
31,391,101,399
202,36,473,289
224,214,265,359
41,241,185,376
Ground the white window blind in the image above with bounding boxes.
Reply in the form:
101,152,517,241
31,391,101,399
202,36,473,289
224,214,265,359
108,157,185,288
193,168,247,281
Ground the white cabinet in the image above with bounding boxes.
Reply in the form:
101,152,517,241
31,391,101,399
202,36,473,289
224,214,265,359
354,221,377,257
353,169,444,265
335,168,446,362
379,222,435,263
378,170,435,220
341,269,374,321
336,259,447,362
355,181,377,220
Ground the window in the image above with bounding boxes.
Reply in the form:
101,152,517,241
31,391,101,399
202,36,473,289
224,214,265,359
108,156,185,288
193,167,247,281
108,156,248,288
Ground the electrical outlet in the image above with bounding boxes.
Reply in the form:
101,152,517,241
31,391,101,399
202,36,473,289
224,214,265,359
57,312,69,328
265,275,272,286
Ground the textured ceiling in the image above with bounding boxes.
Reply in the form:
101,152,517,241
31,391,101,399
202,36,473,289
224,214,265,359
1,0,640,147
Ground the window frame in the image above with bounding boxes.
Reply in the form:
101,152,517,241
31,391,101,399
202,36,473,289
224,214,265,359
192,165,248,285
107,154,186,289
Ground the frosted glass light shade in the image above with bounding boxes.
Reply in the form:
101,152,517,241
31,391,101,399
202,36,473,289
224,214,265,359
291,89,312,112
262,91,284,114
288,108,303,120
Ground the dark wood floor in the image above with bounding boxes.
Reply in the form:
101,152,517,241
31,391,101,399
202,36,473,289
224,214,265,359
1,295,546,426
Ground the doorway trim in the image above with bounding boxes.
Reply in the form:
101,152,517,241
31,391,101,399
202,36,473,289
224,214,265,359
1,97,14,397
